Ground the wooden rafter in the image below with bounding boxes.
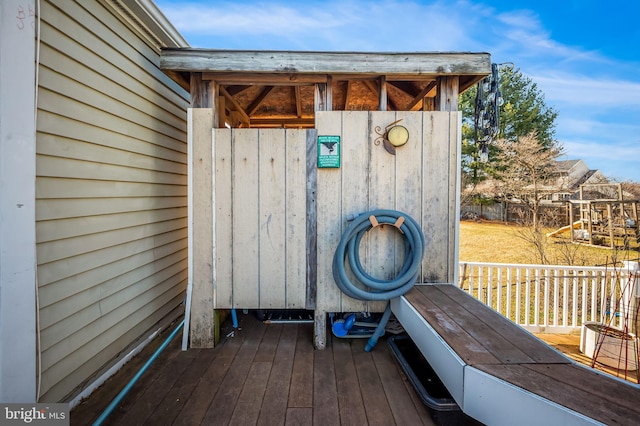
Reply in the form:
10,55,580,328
246,86,275,116
406,81,437,111
225,85,252,96
344,81,353,110
295,86,302,118
219,86,250,125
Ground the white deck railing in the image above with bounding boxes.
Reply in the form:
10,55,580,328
458,261,639,333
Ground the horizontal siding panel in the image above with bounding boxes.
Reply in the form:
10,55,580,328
37,218,187,264
38,65,185,141
40,256,187,350
36,178,187,199
39,240,186,313
38,112,187,164
36,196,186,221
41,273,186,373
37,155,185,186
39,248,187,331
44,0,188,109
38,233,186,294
38,89,186,153
39,45,186,129
37,133,186,176
40,291,184,401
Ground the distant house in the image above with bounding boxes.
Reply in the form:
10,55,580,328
461,159,610,222
545,159,608,202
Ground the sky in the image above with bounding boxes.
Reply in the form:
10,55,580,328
155,0,640,182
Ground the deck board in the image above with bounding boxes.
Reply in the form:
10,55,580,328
371,343,432,426
477,363,640,425
97,334,183,426
437,284,569,364
256,325,297,426
313,337,341,425
403,285,500,364
288,324,314,408
171,325,245,426
145,348,212,426
201,318,267,425
118,344,200,425
352,349,396,426
71,313,436,425
333,339,368,424
228,361,272,425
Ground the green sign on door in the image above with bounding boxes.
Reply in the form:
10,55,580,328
318,135,340,168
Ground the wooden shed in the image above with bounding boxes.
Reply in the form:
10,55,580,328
160,49,492,348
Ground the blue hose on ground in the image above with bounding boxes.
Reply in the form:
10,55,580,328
231,308,238,328
92,319,184,426
332,209,425,351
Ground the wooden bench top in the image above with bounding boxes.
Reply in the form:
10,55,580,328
403,284,640,425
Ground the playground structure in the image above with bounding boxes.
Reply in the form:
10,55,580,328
549,183,640,250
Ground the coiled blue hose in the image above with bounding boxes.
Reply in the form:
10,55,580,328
332,209,425,351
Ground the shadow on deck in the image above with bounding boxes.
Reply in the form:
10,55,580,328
71,313,442,425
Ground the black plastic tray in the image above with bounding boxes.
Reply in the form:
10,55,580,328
387,334,459,410
388,334,482,425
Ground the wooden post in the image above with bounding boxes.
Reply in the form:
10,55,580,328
378,76,387,111
190,72,211,108
422,96,436,111
569,202,575,244
608,203,615,249
314,78,332,112
306,129,318,310
435,76,459,111
588,202,594,246
188,108,216,348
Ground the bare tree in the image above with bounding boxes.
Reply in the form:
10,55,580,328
492,132,564,230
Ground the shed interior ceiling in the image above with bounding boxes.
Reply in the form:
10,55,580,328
200,74,481,128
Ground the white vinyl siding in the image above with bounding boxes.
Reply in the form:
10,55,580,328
36,0,188,401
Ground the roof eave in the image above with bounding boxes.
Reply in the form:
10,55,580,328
160,48,491,77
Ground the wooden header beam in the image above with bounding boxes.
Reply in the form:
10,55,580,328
162,49,491,76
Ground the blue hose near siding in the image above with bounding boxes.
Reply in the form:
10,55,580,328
92,319,184,426
332,210,425,351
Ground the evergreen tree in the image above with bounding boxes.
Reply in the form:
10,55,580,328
460,66,558,188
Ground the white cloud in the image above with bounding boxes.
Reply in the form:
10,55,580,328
531,73,640,107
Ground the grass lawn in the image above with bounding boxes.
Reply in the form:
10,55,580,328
459,220,639,267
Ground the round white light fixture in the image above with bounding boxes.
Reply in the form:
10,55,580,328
387,125,409,147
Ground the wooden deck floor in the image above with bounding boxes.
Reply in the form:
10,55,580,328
71,313,440,425
536,333,639,384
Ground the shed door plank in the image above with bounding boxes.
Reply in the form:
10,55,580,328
232,129,260,308
367,111,400,313
315,112,343,314
214,129,232,308
394,111,424,281
285,130,308,309
340,111,370,312
258,129,287,308
422,113,452,282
